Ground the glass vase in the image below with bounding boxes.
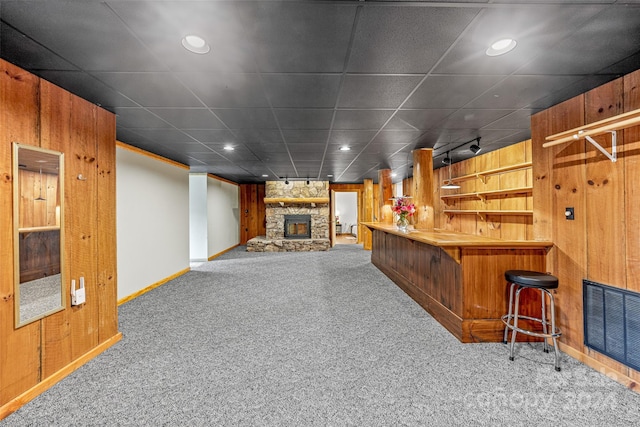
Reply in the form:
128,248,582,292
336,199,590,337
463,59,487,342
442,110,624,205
396,215,409,233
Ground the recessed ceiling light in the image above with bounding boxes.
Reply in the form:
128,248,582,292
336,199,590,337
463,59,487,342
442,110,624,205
223,145,234,151
339,146,351,151
391,173,397,177
182,35,210,54
327,174,333,177
261,174,269,177
486,38,517,57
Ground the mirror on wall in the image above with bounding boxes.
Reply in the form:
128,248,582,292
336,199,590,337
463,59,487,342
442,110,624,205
13,143,65,328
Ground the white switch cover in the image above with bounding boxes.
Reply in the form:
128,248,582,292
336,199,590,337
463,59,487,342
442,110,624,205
71,277,86,306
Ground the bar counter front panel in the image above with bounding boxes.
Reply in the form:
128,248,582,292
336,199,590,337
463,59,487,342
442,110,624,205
364,223,553,343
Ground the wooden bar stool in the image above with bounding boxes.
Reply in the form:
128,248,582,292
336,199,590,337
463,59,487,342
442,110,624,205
502,270,562,371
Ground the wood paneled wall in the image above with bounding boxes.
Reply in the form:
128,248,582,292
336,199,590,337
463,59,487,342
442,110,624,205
1,59,120,418
532,69,640,387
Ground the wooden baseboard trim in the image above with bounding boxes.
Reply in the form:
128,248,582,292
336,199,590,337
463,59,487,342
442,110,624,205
0,332,123,420
208,244,239,261
558,342,639,393
117,267,190,306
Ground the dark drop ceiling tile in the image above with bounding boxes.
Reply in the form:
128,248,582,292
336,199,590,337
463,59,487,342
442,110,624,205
113,108,172,129
333,110,395,130
94,72,203,107
186,129,237,143
126,128,195,145
440,109,514,130
392,110,458,130
282,130,329,143
348,6,479,74
329,130,378,145
2,1,165,71
38,71,137,109
484,110,541,130
372,130,424,145
234,129,283,144
148,108,225,129
213,109,278,129
263,74,342,108
517,6,640,76
466,75,581,110
1,24,77,71
239,2,357,73
404,75,504,109
339,75,424,109
275,109,334,130
178,73,269,108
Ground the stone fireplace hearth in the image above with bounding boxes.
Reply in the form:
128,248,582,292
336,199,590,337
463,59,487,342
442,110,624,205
247,181,331,252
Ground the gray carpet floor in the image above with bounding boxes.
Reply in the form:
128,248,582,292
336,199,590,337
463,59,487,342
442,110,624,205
4,245,640,426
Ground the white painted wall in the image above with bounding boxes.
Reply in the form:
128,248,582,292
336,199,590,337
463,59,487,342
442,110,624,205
189,174,208,262
335,192,358,235
116,147,190,301
206,176,239,257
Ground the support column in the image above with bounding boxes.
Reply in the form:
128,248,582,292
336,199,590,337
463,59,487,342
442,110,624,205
363,178,373,250
378,169,393,224
412,148,434,230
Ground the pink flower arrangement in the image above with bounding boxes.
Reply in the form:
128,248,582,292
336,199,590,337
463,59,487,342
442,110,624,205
391,197,415,218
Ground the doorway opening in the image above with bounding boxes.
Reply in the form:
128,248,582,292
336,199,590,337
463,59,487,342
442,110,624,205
334,192,358,245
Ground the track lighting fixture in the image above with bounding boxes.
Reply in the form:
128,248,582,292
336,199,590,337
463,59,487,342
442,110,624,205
285,178,289,185
469,137,482,155
441,153,461,190
442,151,452,165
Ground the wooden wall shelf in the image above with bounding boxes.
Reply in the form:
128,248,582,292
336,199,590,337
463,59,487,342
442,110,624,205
443,162,532,185
444,210,533,220
441,186,532,203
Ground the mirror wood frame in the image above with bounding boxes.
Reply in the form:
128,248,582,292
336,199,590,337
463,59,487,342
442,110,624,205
13,142,66,328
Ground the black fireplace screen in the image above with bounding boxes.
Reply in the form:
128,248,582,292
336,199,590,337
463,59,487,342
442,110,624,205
284,215,311,239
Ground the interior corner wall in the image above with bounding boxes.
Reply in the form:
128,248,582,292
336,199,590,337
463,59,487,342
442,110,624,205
206,176,240,258
116,147,190,300
189,174,208,262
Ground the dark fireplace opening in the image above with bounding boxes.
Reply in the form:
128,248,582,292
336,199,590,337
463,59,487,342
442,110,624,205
284,215,311,239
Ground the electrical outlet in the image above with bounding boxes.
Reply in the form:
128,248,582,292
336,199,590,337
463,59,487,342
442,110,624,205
565,207,574,220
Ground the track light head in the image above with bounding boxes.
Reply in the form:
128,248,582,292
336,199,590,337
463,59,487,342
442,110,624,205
469,137,482,155
442,155,452,165
285,178,289,185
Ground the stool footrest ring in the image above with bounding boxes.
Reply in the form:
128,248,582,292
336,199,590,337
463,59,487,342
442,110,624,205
501,314,562,339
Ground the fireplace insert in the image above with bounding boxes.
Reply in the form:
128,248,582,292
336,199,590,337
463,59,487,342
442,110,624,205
284,215,311,239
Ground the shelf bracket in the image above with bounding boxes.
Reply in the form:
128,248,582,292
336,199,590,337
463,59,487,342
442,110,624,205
476,211,486,221
584,130,617,162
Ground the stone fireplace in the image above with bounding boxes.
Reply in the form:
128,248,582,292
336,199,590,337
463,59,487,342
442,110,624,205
247,181,331,252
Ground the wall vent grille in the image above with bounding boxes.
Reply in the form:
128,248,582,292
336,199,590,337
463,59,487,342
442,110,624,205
583,279,640,371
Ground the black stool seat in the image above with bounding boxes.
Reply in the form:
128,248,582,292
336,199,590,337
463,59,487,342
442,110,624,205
505,270,558,289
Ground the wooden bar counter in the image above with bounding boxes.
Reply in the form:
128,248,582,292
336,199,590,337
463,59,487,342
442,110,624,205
362,222,553,343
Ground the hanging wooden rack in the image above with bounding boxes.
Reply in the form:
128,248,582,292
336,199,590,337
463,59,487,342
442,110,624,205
543,108,640,163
